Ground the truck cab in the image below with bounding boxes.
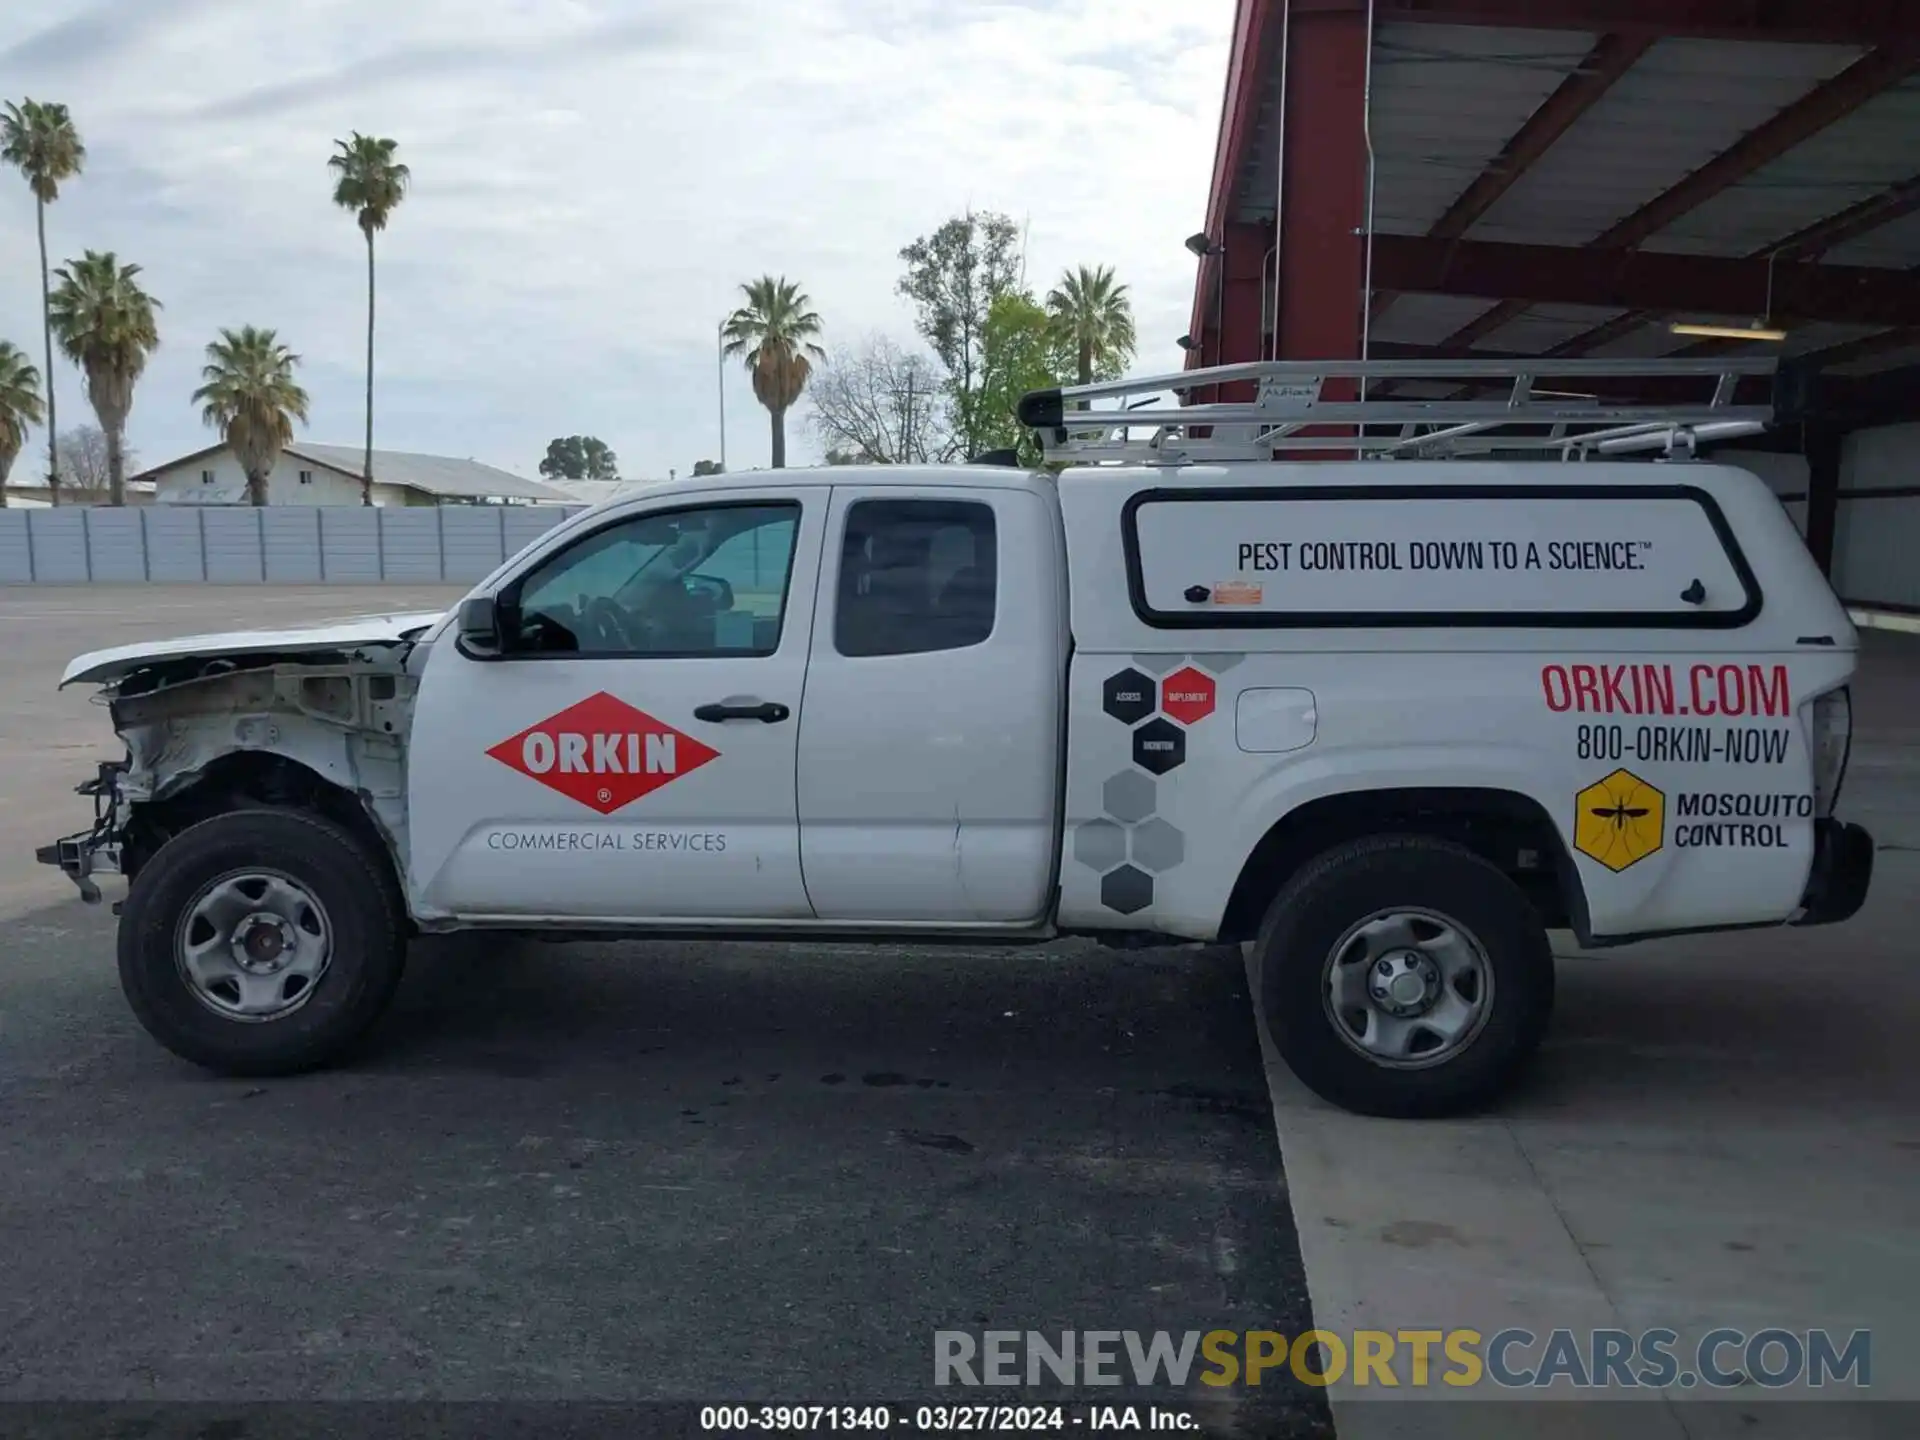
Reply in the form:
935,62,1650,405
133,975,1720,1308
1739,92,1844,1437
42,358,1875,1117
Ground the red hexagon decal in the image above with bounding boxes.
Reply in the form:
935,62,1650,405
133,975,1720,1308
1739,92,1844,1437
487,691,720,815
1160,666,1217,726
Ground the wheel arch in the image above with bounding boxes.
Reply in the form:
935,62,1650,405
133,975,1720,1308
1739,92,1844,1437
1216,786,1591,945
123,750,404,903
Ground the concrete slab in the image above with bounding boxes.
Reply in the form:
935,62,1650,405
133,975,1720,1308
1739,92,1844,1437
1262,632,1920,1433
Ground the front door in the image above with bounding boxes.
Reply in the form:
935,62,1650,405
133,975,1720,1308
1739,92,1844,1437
406,492,822,923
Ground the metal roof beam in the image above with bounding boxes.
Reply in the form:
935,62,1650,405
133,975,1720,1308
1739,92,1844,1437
1369,32,1650,337
1373,236,1920,325
1426,44,1920,350
1549,173,1920,355
1377,1,1920,46
1766,173,1920,261
1429,33,1654,242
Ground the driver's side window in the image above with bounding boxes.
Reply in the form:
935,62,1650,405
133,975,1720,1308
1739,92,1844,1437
511,501,800,658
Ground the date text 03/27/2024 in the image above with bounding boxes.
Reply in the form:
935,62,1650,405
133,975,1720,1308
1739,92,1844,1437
697,1405,1196,1432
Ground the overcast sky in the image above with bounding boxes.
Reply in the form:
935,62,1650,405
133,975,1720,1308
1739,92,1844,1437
0,0,1230,482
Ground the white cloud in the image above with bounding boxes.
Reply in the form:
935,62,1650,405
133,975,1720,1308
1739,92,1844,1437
0,0,1230,479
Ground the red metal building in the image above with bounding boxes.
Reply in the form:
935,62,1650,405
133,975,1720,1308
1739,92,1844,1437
1184,1,1920,585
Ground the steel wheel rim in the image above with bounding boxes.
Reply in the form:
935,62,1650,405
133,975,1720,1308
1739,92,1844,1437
1321,906,1495,1071
174,868,333,1023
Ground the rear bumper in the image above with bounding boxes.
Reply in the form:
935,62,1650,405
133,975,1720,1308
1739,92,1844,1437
1793,819,1875,928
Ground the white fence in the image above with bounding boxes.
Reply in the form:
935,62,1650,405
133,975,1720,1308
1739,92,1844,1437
0,505,589,585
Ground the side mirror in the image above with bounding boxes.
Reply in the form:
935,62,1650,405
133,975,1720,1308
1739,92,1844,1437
457,595,501,649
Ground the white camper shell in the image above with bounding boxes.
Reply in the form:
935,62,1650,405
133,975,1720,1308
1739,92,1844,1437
40,359,1873,1118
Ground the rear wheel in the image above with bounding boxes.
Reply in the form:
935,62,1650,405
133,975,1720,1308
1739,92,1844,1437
1255,835,1554,1118
117,808,407,1076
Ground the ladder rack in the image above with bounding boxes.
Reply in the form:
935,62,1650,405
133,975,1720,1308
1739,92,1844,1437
1015,357,1781,464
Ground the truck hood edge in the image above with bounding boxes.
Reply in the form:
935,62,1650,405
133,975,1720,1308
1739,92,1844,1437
61,611,449,688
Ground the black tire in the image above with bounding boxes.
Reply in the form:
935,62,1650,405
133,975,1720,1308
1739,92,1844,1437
117,808,407,1077
1254,835,1554,1119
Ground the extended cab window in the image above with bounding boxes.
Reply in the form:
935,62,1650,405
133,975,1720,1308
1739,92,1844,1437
835,499,997,658
512,501,798,657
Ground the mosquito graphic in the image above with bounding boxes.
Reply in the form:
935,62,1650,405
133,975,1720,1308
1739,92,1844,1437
1591,796,1652,831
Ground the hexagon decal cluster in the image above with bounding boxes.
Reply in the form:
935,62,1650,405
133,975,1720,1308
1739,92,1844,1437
1574,769,1666,872
1081,653,1243,915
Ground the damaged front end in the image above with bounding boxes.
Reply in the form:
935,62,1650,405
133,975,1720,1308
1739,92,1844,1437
36,760,130,904
37,631,430,907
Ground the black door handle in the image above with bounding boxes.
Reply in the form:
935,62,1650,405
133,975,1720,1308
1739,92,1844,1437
694,700,790,724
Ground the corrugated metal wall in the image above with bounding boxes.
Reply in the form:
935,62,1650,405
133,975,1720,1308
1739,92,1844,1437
0,505,588,584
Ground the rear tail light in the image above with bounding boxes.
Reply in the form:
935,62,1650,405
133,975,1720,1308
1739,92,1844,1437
1809,686,1852,818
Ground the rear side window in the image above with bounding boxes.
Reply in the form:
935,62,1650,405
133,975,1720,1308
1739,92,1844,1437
835,499,997,657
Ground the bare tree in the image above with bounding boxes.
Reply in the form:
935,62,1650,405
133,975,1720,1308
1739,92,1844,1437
54,423,129,502
806,334,948,464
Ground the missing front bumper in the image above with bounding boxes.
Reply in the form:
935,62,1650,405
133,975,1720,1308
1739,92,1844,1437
34,761,127,905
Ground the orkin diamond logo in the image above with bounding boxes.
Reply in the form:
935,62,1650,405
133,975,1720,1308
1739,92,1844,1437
486,691,720,815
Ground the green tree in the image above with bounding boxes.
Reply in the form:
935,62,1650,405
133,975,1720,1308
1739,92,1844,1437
966,292,1063,467
897,211,1023,458
1,99,85,504
48,251,160,506
723,276,825,469
538,435,618,481
328,132,410,506
191,326,310,507
0,340,45,507
691,459,725,477
1046,264,1136,387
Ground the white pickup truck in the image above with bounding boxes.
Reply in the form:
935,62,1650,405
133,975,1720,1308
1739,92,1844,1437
40,360,1874,1117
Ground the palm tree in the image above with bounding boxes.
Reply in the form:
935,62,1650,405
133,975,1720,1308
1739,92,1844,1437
1,99,85,505
1045,264,1137,386
327,132,410,505
191,327,310,507
48,251,160,507
723,276,825,469
0,341,45,508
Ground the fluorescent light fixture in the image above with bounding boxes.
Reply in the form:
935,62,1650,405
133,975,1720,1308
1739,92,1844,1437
1670,320,1788,342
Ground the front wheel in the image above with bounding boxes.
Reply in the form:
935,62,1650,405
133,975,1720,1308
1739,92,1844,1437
117,808,407,1076
1255,835,1555,1118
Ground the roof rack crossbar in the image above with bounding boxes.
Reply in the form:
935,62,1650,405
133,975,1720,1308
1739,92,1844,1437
1019,356,1780,464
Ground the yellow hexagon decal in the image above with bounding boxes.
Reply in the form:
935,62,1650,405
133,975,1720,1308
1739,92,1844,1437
1574,769,1666,872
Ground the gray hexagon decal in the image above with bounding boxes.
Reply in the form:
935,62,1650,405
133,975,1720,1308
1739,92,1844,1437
1194,653,1246,673
1102,769,1156,824
1101,864,1154,915
1130,818,1185,873
1130,654,1183,676
1073,818,1127,872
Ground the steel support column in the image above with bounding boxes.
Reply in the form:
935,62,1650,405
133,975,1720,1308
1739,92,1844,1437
1804,423,1843,576
1273,0,1370,369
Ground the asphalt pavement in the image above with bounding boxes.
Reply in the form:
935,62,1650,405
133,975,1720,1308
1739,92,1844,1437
0,587,1331,1437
